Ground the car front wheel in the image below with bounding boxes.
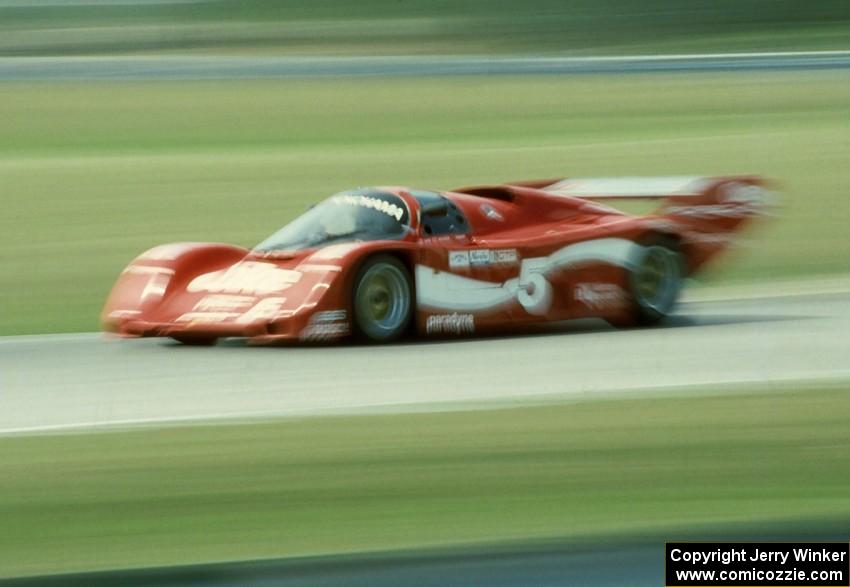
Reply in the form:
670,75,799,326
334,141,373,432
352,255,413,343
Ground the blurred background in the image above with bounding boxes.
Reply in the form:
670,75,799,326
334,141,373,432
1,1,849,585
1,0,850,56
1,0,849,335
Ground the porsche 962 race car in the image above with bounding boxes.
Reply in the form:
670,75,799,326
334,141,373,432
102,176,768,345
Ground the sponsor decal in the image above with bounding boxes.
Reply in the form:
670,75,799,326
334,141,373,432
299,322,349,341
140,272,171,303
425,313,475,335
417,238,641,316
300,309,350,341
466,249,519,267
311,309,347,323
448,250,470,269
480,204,504,222
574,283,627,310
298,263,343,273
666,184,768,219
176,297,288,325
120,266,174,304
193,294,254,312
188,262,301,295
469,250,491,266
176,311,240,324
331,194,405,221
236,297,287,324
493,249,519,264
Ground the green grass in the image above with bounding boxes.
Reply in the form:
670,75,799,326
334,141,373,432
1,0,849,55
1,386,849,577
1,72,849,334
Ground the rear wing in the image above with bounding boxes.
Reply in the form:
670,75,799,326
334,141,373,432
454,176,770,219
535,176,713,199
509,176,766,200
514,174,768,212
508,175,771,234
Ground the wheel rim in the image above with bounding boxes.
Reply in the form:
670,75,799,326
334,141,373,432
355,263,410,339
633,246,681,314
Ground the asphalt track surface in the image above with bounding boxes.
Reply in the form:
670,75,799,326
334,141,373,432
0,542,662,587
5,526,850,587
2,293,849,586
1,51,850,80
2,293,849,435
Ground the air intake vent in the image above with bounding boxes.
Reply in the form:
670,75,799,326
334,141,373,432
451,186,515,202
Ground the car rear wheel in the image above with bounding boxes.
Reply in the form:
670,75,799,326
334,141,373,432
629,238,684,325
352,255,413,343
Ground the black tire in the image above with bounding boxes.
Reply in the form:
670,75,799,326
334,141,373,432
171,335,218,346
628,236,684,325
352,255,413,343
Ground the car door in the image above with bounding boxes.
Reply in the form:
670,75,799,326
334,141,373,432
415,200,524,332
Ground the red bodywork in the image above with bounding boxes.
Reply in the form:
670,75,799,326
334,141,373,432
102,176,769,343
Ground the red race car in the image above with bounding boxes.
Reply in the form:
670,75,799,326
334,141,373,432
102,176,769,345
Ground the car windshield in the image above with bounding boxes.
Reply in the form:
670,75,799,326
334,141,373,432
254,189,410,252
